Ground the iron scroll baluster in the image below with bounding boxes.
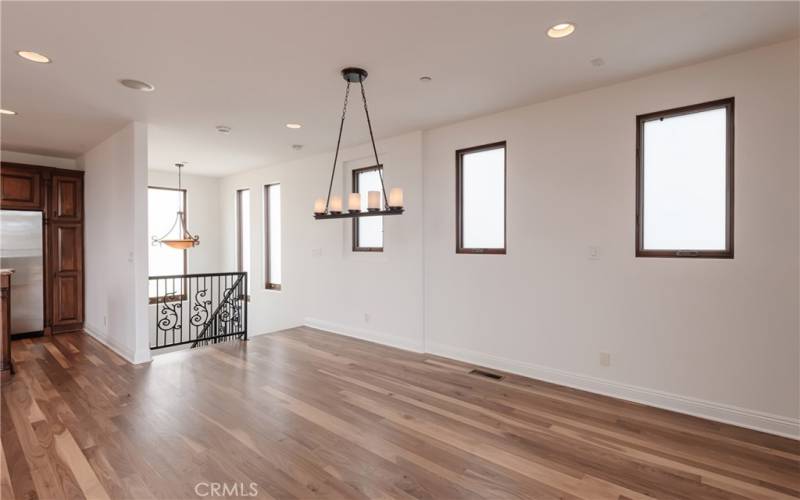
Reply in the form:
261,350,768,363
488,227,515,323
149,272,248,350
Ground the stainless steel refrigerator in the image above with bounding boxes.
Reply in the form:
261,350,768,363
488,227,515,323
0,210,44,335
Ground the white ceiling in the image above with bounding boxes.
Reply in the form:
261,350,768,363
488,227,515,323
2,2,797,176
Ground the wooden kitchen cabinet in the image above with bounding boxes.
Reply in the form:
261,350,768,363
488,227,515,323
0,162,85,335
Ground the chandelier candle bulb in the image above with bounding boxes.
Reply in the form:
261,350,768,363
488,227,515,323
368,191,381,211
388,188,404,209
348,193,361,213
329,195,343,214
313,198,326,215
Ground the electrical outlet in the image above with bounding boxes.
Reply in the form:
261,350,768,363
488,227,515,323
588,246,601,260
599,352,611,367
364,313,370,323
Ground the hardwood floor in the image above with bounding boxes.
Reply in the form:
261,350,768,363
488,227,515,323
1,328,798,499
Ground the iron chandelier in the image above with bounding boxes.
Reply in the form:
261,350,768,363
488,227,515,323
313,67,404,220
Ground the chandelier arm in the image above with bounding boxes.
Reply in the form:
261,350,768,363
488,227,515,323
179,211,198,240
153,213,182,243
180,211,188,237
360,80,390,208
325,81,351,212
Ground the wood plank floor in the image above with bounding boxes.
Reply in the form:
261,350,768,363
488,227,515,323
1,328,798,499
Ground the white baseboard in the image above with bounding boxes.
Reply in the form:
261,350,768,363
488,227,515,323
86,318,799,438
83,324,142,364
303,318,424,353
427,341,799,439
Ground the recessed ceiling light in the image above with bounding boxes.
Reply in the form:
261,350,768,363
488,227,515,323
286,123,302,129
119,79,155,92
17,50,51,63
0,109,17,115
419,76,432,82
547,23,575,39
590,57,605,67
292,144,303,151
216,125,231,134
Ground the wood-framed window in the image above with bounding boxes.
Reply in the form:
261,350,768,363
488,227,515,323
263,183,282,290
235,189,251,290
636,98,734,258
148,186,188,303
352,165,384,252
456,141,507,254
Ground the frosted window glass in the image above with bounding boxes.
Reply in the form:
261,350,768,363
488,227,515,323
237,190,251,291
356,169,383,249
148,187,185,297
266,184,281,285
462,147,505,249
642,108,727,250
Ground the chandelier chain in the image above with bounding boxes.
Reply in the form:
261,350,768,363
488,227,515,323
359,80,390,208
325,81,351,212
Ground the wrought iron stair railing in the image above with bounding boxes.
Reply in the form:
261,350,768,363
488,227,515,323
149,272,248,350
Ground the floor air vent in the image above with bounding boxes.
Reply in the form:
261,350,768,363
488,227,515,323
469,368,504,381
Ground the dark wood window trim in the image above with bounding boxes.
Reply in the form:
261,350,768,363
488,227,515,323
235,188,249,272
263,183,282,290
148,185,188,303
352,165,384,252
456,141,507,255
635,97,734,259
235,189,252,300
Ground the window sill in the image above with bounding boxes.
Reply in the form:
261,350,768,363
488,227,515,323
456,248,506,255
149,294,187,305
636,249,733,259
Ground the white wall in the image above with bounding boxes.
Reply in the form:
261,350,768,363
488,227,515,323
218,41,798,437
147,170,222,274
1,150,79,170
82,123,150,363
220,132,425,350
423,40,799,437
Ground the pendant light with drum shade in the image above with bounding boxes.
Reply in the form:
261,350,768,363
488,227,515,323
152,163,200,250
313,67,404,220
